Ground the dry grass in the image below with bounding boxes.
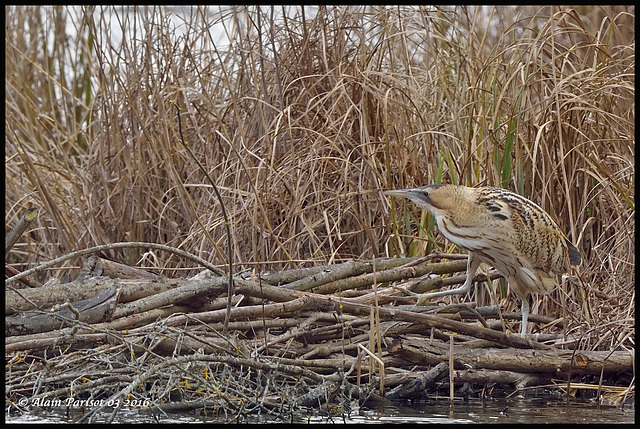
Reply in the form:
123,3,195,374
5,6,634,350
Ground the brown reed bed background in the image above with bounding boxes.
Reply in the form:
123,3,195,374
5,6,634,351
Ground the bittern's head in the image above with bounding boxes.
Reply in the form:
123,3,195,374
384,184,465,216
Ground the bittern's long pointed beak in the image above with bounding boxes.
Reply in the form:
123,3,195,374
384,188,428,205
384,189,419,198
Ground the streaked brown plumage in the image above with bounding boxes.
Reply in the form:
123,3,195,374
385,184,582,335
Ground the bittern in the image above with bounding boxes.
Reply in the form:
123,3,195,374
385,184,582,335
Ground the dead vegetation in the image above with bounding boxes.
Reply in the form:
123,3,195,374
5,6,635,422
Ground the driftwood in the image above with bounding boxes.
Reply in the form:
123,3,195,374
5,255,634,422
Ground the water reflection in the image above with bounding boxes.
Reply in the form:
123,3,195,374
6,397,634,424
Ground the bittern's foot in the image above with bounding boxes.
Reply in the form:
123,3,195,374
391,286,440,306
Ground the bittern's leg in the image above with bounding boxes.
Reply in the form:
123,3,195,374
520,297,530,336
415,253,482,305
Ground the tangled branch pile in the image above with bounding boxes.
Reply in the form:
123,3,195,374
6,250,634,423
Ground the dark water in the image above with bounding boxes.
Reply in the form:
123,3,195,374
6,397,634,424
